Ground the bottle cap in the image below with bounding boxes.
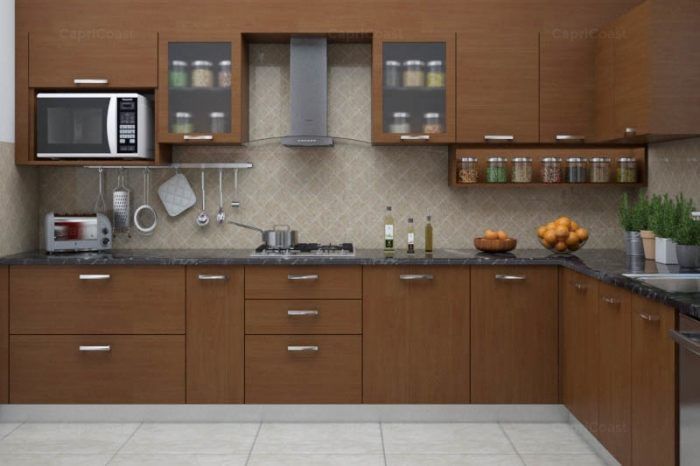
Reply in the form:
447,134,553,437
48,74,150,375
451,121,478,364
386,206,392,211
408,218,414,223
427,215,431,221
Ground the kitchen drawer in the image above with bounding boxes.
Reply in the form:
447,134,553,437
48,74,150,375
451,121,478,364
10,335,185,403
10,266,185,334
245,266,362,300
245,335,362,403
245,300,362,335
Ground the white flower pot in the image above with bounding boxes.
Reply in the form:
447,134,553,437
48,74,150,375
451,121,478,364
655,237,678,264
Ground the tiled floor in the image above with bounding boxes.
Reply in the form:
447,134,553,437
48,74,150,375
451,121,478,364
0,422,608,465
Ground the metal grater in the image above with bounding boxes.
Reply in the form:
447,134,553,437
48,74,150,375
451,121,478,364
112,172,131,233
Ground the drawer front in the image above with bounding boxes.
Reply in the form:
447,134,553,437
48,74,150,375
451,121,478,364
10,335,185,403
245,300,362,335
10,266,185,334
245,266,362,299
245,335,362,403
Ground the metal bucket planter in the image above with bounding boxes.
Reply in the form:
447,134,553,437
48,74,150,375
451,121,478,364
624,231,644,257
677,245,700,269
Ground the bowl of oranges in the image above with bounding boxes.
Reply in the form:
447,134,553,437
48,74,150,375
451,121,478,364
475,229,517,253
537,217,589,253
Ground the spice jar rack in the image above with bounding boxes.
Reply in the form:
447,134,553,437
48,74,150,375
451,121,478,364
448,146,647,188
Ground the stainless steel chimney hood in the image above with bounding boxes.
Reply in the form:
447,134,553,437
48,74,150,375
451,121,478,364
282,37,333,147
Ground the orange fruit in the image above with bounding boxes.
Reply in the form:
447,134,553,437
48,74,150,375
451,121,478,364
540,238,550,248
555,241,568,252
568,241,581,251
497,230,507,240
547,222,557,230
537,226,547,238
544,230,558,246
555,225,569,239
557,217,571,228
576,227,589,241
570,220,579,231
565,231,580,247
484,229,498,240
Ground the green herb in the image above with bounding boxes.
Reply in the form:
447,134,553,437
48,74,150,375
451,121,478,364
672,216,700,246
618,192,650,232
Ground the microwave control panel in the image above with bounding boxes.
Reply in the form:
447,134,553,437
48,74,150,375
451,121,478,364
117,98,138,153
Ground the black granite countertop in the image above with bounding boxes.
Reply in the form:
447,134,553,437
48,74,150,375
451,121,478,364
2,248,699,320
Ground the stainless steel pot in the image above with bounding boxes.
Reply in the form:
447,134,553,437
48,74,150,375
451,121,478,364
230,221,299,249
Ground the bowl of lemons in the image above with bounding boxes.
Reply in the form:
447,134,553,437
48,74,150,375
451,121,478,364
537,217,589,253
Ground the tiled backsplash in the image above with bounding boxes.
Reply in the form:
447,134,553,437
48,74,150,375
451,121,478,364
35,44,700,251
0,142,38,256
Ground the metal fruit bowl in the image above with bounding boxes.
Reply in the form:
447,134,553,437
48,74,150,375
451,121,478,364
540,238,588,254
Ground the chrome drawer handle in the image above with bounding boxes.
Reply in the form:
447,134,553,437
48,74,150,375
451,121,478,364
74,78,109,85
400,135,430,141
602,297,620,306
79,345,111,352
495,274,526,281
484,135,514,142
669,331,700,357
555,134,585,142
573,282,587,291
288,310,319,317
198,274,229,281
79,274,111,281
287,345,319,352
639,313,661,322
400,274,434,281
183,134,214,140
287,274,319,281
624,127,637,137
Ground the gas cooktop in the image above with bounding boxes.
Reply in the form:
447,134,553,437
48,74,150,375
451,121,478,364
253,243,355,256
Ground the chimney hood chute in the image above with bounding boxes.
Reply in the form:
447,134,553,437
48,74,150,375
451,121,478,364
282,37,333,147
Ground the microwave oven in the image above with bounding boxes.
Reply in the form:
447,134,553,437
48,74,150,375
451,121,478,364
36,92,154,159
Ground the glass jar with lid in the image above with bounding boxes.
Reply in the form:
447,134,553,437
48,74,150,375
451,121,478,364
486,157,508,183
426,60,445,88
542,157,563,183
512,157,533,183
457,157,479,184
218,60,232,88
384,60,402,88
566,157,587,183
617,157,638,183
389,112,411,134
172,112,193,134
170,60,188,88
422,113,443,134
590,157,611,183
191,60,214,88
210,112,227,133
402,60,425,87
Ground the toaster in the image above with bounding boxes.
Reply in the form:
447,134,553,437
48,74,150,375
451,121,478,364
45,213,112,253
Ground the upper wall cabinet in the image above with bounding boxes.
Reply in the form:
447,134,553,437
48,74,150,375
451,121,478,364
594,0,700,142
28,31,157,88
540,32,595,144
158,35,247,144
456,30,539,144
372,34,456,144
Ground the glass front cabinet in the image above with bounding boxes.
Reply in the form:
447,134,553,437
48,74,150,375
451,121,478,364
158,35,246,144
372,34,455,144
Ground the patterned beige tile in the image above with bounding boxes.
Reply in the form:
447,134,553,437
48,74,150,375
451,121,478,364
0,142,38,256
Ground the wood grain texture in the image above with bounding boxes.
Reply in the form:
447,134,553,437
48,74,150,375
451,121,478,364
597,282,632,465
631,295,677,466
594,22,617,142
363,266,470,404
10,335,185,404
186,267,244,404
245,266,362,300
471,266,558,404
0,267,7,403
10,266,185,335
245,300,361,335
245,335,361,403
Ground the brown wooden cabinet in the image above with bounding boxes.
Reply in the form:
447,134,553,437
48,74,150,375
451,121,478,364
560,269,599,433
471,266,558,403
456,30,539,143
0,266,7,404
245,266,362,300
186,267,244,404
363,266,470,403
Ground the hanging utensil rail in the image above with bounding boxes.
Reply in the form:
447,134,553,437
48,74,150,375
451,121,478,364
83,163,253,170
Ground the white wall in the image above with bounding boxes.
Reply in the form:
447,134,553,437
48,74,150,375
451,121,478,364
0,0,14,142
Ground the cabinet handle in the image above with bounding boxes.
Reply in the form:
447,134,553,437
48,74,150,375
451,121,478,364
73,78,109,85
399,274,434,281
555,134,585,142
669,331,700,357
183,135,214,141
287,345,319,352
400,135,430,141
79,345,111,352
287,274,319,281
572,282,587,291
624,127,637,137
639,313,661,322
198,274,229,281
287,310,319,317
79,274,111,281
602,296,620,306
484,135,514,142
495,274,526,281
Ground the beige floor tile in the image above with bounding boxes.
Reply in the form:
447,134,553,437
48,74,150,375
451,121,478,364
119,423,259,455
248,454,386,466
520,454,607,466
252,423,383,455
0,423,139,455
382,423,516,455
501,423,595,455
387,454,525,465
108,454,248,466
0,453,112,465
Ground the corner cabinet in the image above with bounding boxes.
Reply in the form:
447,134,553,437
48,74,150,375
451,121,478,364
371,34,456,144
157,35,247,145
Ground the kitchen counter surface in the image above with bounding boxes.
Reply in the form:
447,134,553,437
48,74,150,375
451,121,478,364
2,248,699,319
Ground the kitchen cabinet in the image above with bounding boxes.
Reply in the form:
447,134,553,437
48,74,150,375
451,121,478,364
186,267,244,404
0,267,7,404
158,34,247,144
597,282,632,465
28,31,157,88
245,266,362,300
372,34,456,144
631,295,677,466
245,300,362,335
363,266,470,403
560,269,599,433
456,30,539,143
471,266,559,403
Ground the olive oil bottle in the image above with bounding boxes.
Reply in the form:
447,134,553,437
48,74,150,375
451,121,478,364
384,206,395,253
425,215,433,253
407,218,415,254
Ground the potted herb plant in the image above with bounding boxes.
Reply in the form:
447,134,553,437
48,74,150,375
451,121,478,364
618,192,645,257
651,194,695,264
673,215,700,269
640,194,662,260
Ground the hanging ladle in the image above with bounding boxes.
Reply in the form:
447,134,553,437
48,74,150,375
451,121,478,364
196,169,210,227
216,168,226,224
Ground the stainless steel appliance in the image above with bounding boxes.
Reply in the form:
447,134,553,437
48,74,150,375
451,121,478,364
231,221,300,249
671,315,700,466
36,93,154,159
253,243,355,257
45,213,112,253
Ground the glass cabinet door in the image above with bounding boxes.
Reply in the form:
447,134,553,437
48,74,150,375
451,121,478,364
158,35,244,144
372,34,455,144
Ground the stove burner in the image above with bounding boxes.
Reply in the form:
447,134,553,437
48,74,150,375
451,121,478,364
254,243,355,256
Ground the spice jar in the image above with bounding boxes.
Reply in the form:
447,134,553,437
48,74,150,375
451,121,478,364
426,60,445,88
457,157,478,184
402,60,425,87
566,157,587,183
486,157,508,183
384,60,402,87
422,113,443,134
169,60,188,88
191,60,214,88
590,157,611,183
542,157,563,183
389,112,411,134
210,112,227,133
218,60,232,88
172,112,193,134
512,157,533,183
617,157,638,183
